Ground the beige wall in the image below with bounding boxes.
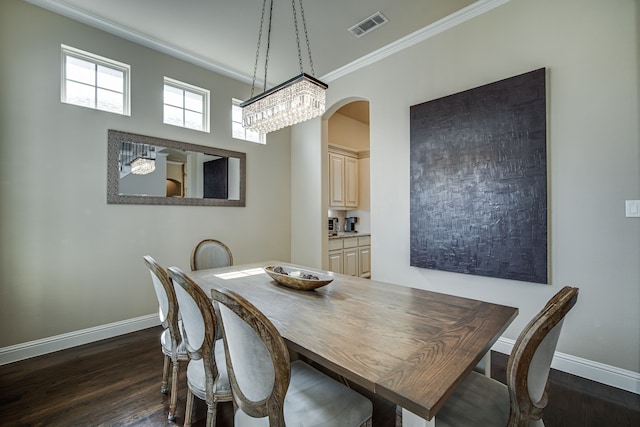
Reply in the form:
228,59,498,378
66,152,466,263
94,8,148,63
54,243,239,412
0,0,292,347
2,0,638,377
328,113,370,151
318,0,640,372
290,118,325,268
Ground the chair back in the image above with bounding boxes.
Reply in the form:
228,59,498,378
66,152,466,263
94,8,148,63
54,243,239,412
211,287,290,426
191,239,233,271
168,267,220,391
143,256,180,346
506,286,579,426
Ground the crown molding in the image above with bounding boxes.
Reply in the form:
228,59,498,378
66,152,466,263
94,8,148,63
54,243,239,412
24,0,256,86
328,144,369,159
26,0,510,87
321,0,512,82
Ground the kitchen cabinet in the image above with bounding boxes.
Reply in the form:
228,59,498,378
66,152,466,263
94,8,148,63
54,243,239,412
343,237,358,276
328,248,343,273
358,245,371,277
329,150,358,209
327,235,371,278
328,238,345,274
343,248,358,276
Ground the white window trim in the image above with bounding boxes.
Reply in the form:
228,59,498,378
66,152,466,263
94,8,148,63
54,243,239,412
163,76,210,133
232,98,266,144
61,44,131,116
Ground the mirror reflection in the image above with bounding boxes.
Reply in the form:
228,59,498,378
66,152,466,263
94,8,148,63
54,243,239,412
107,130,245,206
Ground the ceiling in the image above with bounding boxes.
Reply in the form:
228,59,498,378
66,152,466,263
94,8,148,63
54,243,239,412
336,101,369,125
28,0,498,122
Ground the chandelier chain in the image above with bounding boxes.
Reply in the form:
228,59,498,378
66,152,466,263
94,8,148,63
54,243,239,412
298,0,315,76
251,0,274,97
251,0,317,97
241,0,327,135
291,0,303,74
250,0,266,97
263,0,274,93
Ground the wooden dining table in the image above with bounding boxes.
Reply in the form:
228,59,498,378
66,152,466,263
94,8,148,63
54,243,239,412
188,261,518,426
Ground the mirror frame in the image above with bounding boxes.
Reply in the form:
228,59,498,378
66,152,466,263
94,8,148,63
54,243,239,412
107,129,246,206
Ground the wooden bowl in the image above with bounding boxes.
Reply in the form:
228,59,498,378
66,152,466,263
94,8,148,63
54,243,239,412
264,265,333,291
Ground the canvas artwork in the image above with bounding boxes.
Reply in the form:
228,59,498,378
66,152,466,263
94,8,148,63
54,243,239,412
410,68,547,283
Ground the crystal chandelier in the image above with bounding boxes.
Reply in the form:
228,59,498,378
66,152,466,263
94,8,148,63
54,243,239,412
128,142,156,175
241,0,328,134
131,157,156,175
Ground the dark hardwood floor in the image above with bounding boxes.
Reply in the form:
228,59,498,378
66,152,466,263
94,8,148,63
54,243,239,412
0,326,638,426
491,351,640,427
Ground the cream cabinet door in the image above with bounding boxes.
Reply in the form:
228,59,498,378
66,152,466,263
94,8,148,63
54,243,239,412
328,250,344,274
343,248,358,276
329,152,345,207
345,156,358,208
358,246,371,278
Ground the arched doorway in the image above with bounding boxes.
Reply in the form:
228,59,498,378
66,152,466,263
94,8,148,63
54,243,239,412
322,99,371,275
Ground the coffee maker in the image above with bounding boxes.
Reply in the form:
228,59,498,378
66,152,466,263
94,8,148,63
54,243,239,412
344,217,358,232
328,217,339,236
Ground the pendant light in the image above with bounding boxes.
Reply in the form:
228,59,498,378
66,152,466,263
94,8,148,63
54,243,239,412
130,142,156,175
241,0,328,134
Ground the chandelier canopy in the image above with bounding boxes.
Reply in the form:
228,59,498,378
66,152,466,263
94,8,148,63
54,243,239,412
241,0,328,134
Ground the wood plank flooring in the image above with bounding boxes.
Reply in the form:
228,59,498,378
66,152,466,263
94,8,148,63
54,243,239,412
0,326,638,426
491,351,640,427
0,327,393,426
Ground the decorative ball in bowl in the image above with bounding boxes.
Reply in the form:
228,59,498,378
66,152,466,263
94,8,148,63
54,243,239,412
264,265,333,291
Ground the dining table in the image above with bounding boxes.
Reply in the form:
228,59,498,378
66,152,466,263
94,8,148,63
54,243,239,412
188,261,518,427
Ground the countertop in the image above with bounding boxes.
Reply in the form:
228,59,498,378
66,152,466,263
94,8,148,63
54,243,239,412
328,232,370,239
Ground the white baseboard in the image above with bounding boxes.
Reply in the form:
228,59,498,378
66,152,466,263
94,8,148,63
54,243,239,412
492,337,640,395
0,314,160,366
1,319,638,396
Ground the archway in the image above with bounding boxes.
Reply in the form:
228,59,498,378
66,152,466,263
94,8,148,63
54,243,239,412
321,98,371,274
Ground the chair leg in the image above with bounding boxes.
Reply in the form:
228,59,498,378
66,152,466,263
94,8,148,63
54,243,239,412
395,405,402,427
206,401,217,427
161,354,170,394
184,388,194,427
168,360,180,420
339,375,350,387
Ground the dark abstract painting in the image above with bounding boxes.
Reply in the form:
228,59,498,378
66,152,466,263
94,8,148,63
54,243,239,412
410,68,547,283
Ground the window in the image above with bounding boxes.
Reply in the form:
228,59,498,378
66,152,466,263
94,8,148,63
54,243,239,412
232,98,265,144
61,45,130,115
164,77,209,132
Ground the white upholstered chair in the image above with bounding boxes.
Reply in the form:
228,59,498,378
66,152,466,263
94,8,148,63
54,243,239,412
190,239,233,271
210,286,373,427
167,266,232,427
143,255,189,421
433,286,579,427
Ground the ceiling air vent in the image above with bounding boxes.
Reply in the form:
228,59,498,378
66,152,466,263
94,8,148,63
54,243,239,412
348,11,389,38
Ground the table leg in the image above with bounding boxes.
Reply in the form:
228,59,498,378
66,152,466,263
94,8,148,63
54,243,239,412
473,351,492,376
402,408,435,427
481,351,491,377
401,352,491,427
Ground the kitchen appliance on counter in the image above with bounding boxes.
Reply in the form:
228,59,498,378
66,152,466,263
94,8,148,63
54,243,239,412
328,217,339,236
344,216,358,232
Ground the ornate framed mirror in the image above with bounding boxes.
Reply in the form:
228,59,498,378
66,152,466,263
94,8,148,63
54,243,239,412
107,130,246,206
